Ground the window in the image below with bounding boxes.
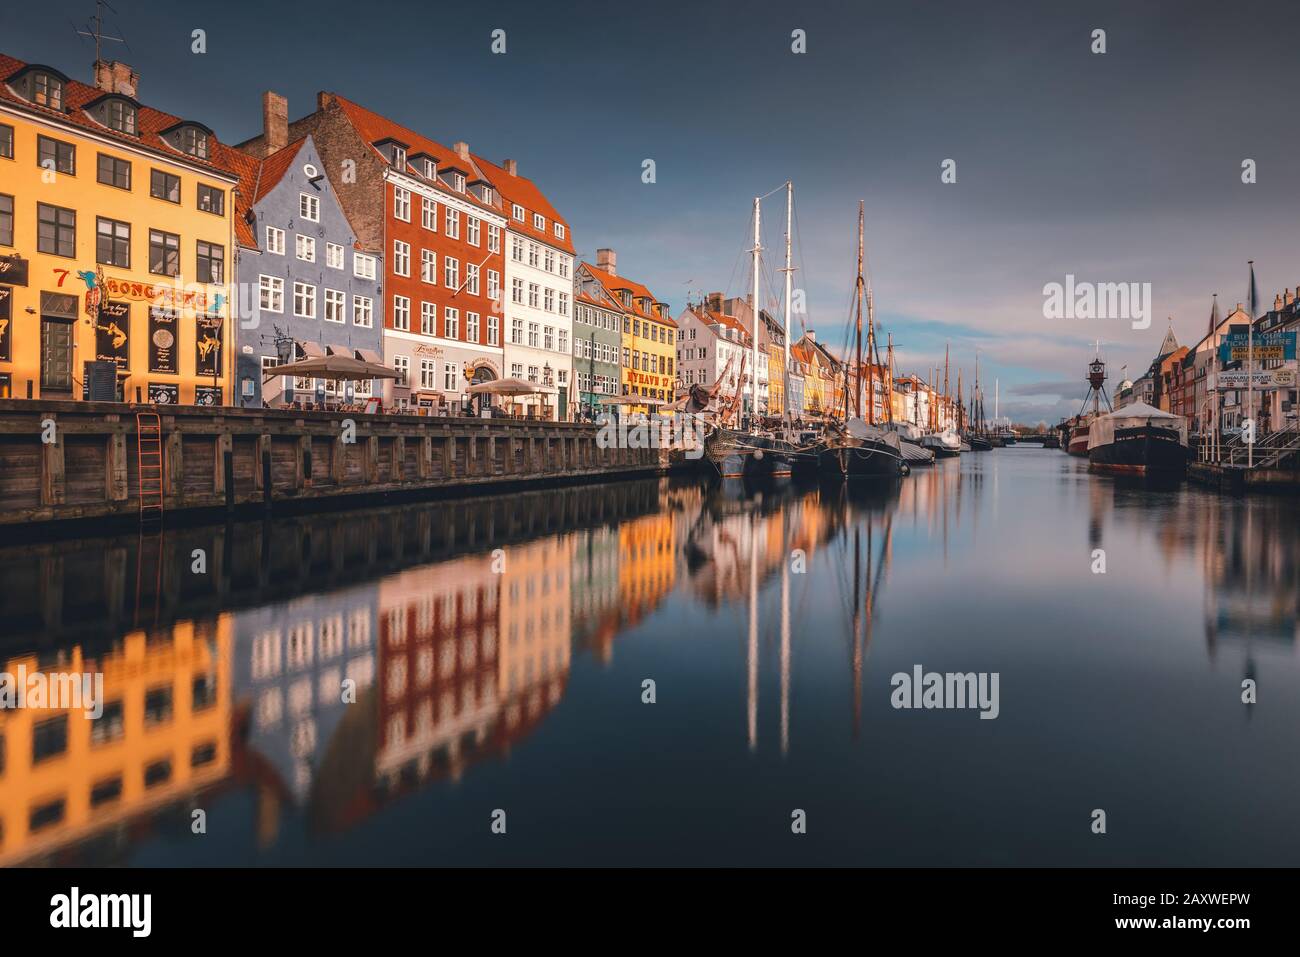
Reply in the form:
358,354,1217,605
559,291,569,316
196,241,224,283
393,295,410,331
32,71,64,109
96,153,131,189
353,295,373,327
444,308,459,339
393,240,410,277
293,281,316,318
466,312,479,342
528,283,539,308
0,194,12,246
533,212,545,231
528,322,539,347
487,270,500,302
37,135,75,174
393,355,409,386
266,226,285,254
467,216,480,247
0,124,12,158
421,157,436,179
147,229,180,276
420,358,437,389
391,145,407,169
37,204,75,257
528,243,539,268
488,316,500,346
394,185,411,221
488,224,501,253
179,126,209,159
466,263,480,296
32,715,68,763
91,776,124,807
512,203,525,221
544,326,554,351
511,318,523,344
555,222,566,240
558,330,568,354
144,685,173,725
544,288,555,313
512,278,524,304
354,253,377,279
325,288,345,323
105,99,136,134
443,362,458,391
96,217,130,267
145,758,172,788
445,207,459,239
151,169,180,203
299,192,320,222
420,301,435,335
544,248,555,273
326,242,344,269
452,172,465,192
296,234,316,262
198,184,224,215
259,275,284,312
511,237,523,262
421,196,437,230
444,256,459,290
421,248,436,284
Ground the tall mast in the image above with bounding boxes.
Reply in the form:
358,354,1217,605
886,334,896,424
957,370,964,431
866,280,877,424
944,343,950,429
751,196,761,430
782,182,794,428
855,201,865,422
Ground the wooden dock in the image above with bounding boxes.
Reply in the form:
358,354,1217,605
1188,460,1300,493
0,399,666,527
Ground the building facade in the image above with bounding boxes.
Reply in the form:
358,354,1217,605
0,55,236,404
477,155,574,420
675,304,765,413
228,126,383,407
240,94,507,413
572,290,622,418
579,251,674,413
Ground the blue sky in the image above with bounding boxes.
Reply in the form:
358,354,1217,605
6,0,1298,423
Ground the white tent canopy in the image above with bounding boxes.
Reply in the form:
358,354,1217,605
1088,402,1187,449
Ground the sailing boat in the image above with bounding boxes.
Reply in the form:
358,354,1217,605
964,352,992,451
818,202,905,479
1065,348,1110,457
883,335,935,465
921,343,961,458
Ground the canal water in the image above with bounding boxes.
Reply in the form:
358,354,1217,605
2,447,1298,866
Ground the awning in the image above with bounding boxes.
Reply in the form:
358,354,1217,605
467,377,541,396
264,353,400,383
298,341,326,359
325,344,351,356
356,348,383,364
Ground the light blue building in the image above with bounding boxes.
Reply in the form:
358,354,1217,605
230,134,384,407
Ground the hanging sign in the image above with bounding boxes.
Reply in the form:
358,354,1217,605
95,300,130,370
149,306,178,374
196,313,223,376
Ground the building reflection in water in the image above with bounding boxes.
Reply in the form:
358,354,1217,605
4,465,1297,864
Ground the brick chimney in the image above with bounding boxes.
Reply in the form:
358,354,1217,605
93,60,138,97
453,141,470,162
263,91,288,155
317,91,333,111
504,159,518,176
1275,293,1284,311
1288,289,1296,306
596,248,617,275
705,292,723,313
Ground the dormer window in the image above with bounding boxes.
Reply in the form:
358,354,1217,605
392,145,406,169
554,223,565,240
33,71,64,110
512,203,525,221
422,158,436,178
533,212,545,231
105,98,137,134
452,172,465,192
475,184,493,203
165,124,210,159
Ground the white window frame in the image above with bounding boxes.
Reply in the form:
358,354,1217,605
326,242,344,269
354,253,377,280
533,212,545,231
467,216,481,247
299,193,320,222
421,196,437,231
394,186,411,222
512,203,525,221
266,226,285,255
353,295,374,328
293,281,316,318
421,248,436,284
259,274,283,313
444,256,459,290
324,288,346,323
393,294,411,331
421,301,436,335
445,207,460,239
393,240,410,278
296,234,316,262
444,307,460,340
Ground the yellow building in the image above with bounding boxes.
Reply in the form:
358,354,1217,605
0,55,239,403
0,617,232,864
618,503,676,629
579,254,675,413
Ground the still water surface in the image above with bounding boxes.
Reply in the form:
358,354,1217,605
2,448,1297,866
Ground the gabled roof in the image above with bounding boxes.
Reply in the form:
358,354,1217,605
581,263,675,326
0,52,238,179
253,136,307,202
472,155,574,255
324,93,501,215
211,141,260,249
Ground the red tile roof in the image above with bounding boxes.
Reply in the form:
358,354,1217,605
252,137,307,202
0,53,239,180
472,155,574,254
582,263,675,326
325,93,501,215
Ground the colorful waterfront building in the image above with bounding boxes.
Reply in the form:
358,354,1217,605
572,289,622,418
227,102,384,408
474,155,575,420
792,331,841,418
578,250,675,413
0,55,236,404
674,302,764,412
240,93,508,413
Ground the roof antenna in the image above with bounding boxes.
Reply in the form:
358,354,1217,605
73,0,131,79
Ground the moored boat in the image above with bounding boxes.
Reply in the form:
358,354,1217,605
1087,403,1188,476
921,427,962,458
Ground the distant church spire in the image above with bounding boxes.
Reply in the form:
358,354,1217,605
1207,293,1220,338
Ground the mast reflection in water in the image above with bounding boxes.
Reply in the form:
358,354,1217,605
1,450,1299,866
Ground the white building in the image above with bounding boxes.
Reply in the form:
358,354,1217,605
675,305,769,413
475,156,575,419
